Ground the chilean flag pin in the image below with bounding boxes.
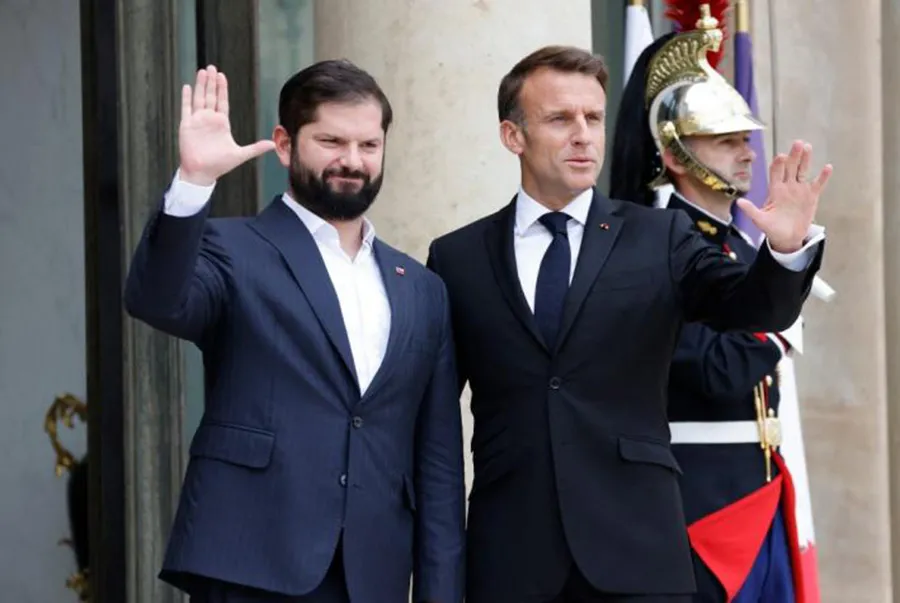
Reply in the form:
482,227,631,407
395,266,405,276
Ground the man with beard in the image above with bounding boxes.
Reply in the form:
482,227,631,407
609,18,809,603
124,60,465,603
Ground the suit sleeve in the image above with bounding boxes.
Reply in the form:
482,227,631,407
412,280,466,603
670,210,823,332
426,240,469,396
670,322,783,401
123,200,231,343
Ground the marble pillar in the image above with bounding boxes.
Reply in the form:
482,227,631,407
883,0,900,596
315,0,593,492
759,0,891,600
117,1,187,601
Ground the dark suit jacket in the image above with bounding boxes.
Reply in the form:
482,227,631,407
425,189,822,603
124,196,465,603
665,194,786,528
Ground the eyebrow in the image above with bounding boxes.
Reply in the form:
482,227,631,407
314,134,383,144
541,108,606,118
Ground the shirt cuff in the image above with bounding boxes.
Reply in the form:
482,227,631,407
778,315,804,355
162,168,216,217
764,224,825,272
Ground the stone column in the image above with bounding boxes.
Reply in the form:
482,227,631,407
82,0,188,601
315,0,592,258
883,0,900,594
117,0,188,600
764,0,891,600
315,0,593,492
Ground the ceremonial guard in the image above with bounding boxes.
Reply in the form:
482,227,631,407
609,6,815,602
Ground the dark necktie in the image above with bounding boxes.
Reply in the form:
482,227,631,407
534,212,571,348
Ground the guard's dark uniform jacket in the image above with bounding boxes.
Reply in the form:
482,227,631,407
665,193,802,602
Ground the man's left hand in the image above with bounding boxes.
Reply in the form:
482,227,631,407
736,140,833,253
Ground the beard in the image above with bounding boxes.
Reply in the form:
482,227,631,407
288,152,384,221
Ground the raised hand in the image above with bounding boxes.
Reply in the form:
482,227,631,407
736,141,833,253
178,65,276,186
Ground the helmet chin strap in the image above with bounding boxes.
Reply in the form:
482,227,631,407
651,121,742,200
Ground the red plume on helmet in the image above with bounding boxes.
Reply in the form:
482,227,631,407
663,0,730,70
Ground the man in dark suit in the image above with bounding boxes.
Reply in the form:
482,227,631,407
426,24,832,603
609,28,814,603
124,60,465,603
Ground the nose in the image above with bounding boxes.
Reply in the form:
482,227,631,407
340,143,364,171
746,146,757,163
571,116,591,145
740,139,756,163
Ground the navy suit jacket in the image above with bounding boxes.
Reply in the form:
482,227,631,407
426,189,822,603
123,196,465,603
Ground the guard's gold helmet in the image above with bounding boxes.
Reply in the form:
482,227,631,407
644,4,763,197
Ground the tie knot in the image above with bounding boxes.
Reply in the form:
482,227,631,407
539,212,570,236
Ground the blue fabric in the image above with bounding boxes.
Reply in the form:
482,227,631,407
732,508,795,603
534,212,571,348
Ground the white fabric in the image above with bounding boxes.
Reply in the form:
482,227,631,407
624,4,655,83
669,420,761,444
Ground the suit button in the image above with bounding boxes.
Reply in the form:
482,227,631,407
549,377,561,390
351,416,363,428
339,473,347,487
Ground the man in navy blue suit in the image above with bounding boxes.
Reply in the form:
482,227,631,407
124,60,465,603
426,19,830,603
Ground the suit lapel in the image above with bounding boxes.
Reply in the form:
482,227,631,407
249,198,359,388
556,190,623,350
360,240,412,402
484,197,548,352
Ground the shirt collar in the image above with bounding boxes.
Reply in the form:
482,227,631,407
281,192,376,247
514,187,594,235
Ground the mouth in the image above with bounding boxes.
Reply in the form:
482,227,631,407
565,158,595,167
328,176,365,183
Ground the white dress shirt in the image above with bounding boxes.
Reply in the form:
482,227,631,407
513,188,593,312
163,172,391,394
512,187,824,313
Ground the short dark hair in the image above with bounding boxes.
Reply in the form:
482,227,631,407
278,59,393,141
498,45,609,125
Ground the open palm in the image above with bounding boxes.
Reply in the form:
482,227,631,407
736,140,833,253
179,65,275,186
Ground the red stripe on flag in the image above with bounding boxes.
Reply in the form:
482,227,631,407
799,544,821,603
